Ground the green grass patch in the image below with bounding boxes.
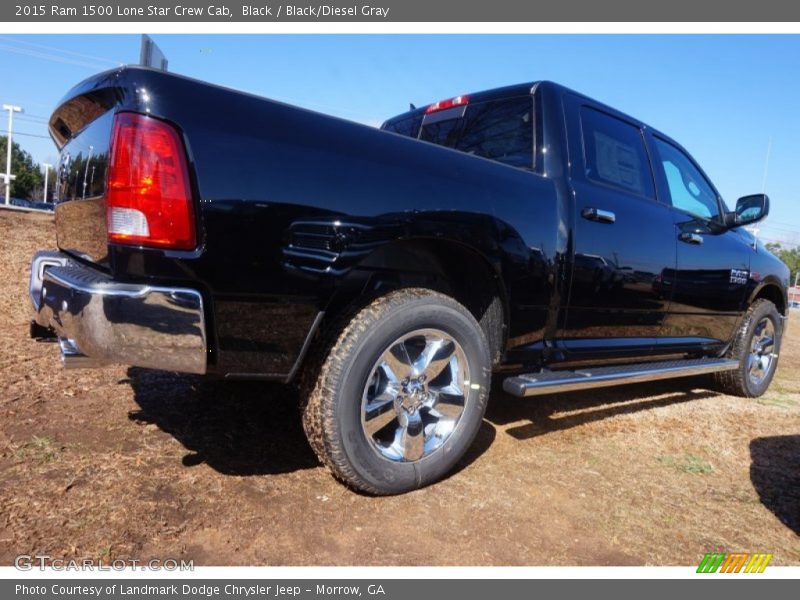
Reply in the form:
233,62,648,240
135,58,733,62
14,435,64,463
756,394,799,408
657,453,715,475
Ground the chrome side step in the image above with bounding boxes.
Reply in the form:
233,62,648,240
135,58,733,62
502,357,739,398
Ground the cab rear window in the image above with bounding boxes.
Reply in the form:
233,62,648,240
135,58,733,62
383,96,534,170
382,113,422,138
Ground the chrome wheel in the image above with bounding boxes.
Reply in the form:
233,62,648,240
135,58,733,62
747,317,776,386
360,328,470,462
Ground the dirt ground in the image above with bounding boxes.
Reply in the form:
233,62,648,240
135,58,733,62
0,209,798,566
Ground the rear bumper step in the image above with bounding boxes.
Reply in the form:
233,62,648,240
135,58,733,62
29,250,208,375
503,357,739,398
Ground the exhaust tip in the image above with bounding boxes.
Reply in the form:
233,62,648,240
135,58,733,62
58,338,107,369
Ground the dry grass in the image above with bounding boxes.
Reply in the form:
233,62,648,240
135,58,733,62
0,209,798,566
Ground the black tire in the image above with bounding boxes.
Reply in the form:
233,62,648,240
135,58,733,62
715,299,783,397
301,288,492,495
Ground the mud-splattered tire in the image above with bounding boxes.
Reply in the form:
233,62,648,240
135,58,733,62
301,288,492,495
715,299,783,397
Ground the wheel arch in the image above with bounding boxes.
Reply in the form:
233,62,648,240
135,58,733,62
748,279,787,316
322,237,509,366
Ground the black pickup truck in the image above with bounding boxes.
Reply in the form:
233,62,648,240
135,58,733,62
30,67,790,494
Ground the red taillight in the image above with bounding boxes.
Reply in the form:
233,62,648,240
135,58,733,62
425,95,469,114
106,112,195,250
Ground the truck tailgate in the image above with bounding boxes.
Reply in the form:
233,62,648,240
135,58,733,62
49,83,117,266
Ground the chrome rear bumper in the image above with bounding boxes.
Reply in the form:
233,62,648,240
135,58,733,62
29,251,207,374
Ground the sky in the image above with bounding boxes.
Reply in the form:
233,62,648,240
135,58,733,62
0,34,798,246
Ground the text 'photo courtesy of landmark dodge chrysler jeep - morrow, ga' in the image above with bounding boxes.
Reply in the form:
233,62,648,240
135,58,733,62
29,67,790,494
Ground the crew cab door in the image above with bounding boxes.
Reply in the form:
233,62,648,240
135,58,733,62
559,95,675,357
645,133,750,350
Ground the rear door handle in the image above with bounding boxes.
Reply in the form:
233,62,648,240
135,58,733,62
679,232,704,245
581,207,616,224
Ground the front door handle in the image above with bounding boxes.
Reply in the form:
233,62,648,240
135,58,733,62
679,232,704,245
581,207,616,224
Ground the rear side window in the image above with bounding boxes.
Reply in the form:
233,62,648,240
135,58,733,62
420,97,534,170
580,107,654,198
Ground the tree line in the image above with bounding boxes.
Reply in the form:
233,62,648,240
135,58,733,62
765,242,800,286
0,135,46,200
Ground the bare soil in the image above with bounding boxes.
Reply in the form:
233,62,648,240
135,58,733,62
1,209,798,566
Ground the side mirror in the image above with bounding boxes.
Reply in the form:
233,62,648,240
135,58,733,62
729,194,769,228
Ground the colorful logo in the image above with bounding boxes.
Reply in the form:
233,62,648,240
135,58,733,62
697,553,772,573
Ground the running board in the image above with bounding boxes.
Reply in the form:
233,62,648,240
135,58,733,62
502,357,739,398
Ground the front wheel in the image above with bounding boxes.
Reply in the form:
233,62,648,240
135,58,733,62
302,289,492,495
715,299,783,397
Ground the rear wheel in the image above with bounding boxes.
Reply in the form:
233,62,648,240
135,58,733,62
302,288,491,495
715,299,783,397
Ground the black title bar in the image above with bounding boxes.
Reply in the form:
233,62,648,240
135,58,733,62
5,0,800,22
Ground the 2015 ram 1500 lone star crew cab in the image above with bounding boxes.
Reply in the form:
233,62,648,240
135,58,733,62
29,67,790,494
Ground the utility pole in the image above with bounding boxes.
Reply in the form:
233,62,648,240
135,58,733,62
2,104,23,205
42,163,52,203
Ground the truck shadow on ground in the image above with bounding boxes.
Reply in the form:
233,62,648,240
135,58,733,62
486,374,719,440
124,367,496,479
749,435,800,535
125,367,319,476
125,367,798,526
124,367,723,480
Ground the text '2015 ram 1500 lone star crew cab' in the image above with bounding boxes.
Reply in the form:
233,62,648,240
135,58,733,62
29,67,790,494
